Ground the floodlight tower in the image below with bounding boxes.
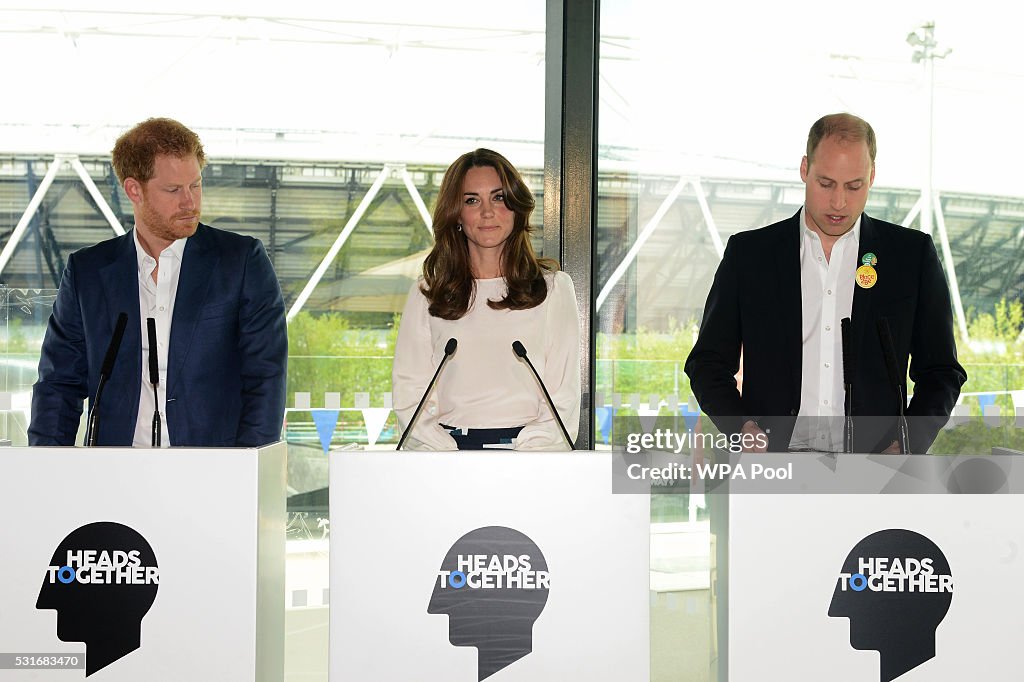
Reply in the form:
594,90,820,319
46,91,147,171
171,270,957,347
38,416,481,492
907,22,969,343
907,22,951,236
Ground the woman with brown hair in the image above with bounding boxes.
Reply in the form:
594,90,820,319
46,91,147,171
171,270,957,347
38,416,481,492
392,148,581,450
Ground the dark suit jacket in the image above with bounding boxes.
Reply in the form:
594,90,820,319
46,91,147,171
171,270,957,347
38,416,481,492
684,211,966,453
29,223,288,447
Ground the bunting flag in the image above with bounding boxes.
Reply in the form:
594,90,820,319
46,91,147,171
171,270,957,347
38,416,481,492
680,404,699,432
595,406,614,445
637,413,659,434
361,408,392,446
311,409,340,454
948,404,971,428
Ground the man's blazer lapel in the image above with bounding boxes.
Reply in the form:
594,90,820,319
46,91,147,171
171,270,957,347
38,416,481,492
97,233,142,437
98,234,142,382
851,214,882,398
168,224,219,395
774,212,803,407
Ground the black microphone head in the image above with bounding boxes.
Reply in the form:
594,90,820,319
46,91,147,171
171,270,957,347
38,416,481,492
840,317,854,385
444,338,457,355
512,340,527,358
146,317,160,384
876,317,902,387
100,312,129,377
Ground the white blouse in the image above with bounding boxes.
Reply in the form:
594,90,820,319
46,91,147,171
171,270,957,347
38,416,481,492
392,271,581,450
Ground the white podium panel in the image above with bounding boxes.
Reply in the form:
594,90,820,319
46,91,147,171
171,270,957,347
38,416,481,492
0,443,285,681
728,493,1024,681
329,451,649,681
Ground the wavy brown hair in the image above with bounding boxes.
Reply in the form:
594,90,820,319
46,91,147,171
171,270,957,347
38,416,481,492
421,149,558,320
111,117,206,184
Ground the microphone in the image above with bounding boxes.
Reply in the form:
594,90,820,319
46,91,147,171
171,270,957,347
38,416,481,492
876,318,910,454
512,340,574,450
85,312,129,446
841,317,854,453
147,317,162,447
396,338,457,450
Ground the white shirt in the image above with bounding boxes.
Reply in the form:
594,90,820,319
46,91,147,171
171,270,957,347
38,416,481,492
392,271,581,451
132,230,187,447
790,208,861,452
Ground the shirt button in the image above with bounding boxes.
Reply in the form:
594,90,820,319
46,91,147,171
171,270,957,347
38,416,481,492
823,399,829,405
824,362,831,368
159,306,165,312
825,325,831,331
826,289,833,295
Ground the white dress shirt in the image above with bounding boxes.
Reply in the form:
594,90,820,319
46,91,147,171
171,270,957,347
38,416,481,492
133,230,187,447
789,208,861,452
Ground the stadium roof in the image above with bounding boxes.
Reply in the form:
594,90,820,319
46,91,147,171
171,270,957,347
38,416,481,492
0,3,1021,197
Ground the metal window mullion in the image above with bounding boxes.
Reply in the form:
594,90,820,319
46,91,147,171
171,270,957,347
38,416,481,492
545,0,599,449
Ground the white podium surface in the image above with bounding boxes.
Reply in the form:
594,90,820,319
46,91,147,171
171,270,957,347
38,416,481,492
728,492,1024,681
329,451,650,681
0,443,285,681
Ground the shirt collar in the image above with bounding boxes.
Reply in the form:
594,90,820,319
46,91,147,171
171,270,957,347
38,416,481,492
798,207,861,248
133,228,187,270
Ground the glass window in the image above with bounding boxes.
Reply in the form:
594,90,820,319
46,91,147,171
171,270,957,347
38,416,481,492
1,5,545,679
597,5,1024,453
598,2,1024,678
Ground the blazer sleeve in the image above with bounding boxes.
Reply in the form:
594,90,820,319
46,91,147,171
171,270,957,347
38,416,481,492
905,235,967,453
684,236,748,437
234,238,288,447
515,271,581,451
391,282,458,450
29,255,89,445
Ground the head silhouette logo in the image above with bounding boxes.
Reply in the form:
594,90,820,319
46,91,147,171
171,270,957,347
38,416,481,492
428,526,549,680
36,522,160,676
828,529,952,681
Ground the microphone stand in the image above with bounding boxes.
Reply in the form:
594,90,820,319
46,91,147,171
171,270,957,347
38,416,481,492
147,317,162,447
85,312,129,446
512,340,575,450
85,375,110,447
396,338,457,450
877,318,911,454
841,317,854,453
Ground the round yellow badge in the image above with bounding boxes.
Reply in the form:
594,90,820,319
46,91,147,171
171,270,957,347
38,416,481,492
856,264,877,289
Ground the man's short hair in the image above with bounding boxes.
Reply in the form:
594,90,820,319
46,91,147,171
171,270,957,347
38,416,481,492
111,118,206,184
806,113,876,165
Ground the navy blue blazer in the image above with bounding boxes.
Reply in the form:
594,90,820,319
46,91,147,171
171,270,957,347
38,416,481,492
29,223,287,447
684,211,966,453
